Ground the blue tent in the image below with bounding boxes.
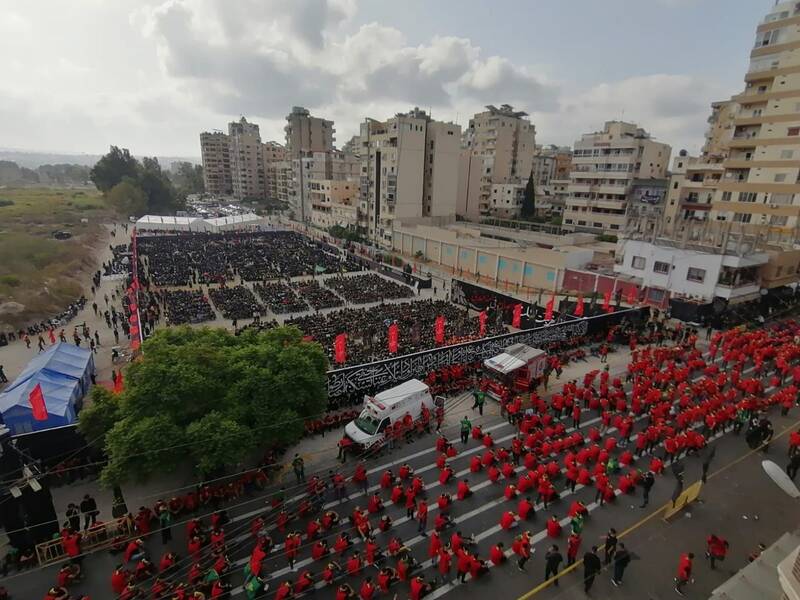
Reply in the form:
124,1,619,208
0,343,95,434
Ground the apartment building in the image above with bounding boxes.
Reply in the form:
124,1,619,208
359,108,461,247
199,131,232,196
564,121,671,235
289,150,359,222
533,145,572,188
707,0,800,243
284,106,335,158
489,183,526,218
309,179,359,230
457,104,537,218
262,142,287,202
227,117,266,200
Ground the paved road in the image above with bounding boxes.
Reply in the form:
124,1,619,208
4,338,799,600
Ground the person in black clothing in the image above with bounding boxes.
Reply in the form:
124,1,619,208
640,471,655,508
65,504,80,532
611,543,631,586
603,528,618,565
583,546,602,594
787,453,800,481
80,494,98,530
0,365,7,384
544,545,563,586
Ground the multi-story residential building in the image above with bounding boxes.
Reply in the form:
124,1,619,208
228,117,266,200
199,131,232,196
457,105,536,218
564,121,671,235
707,0,800,244
262,142,287,202
271,161,292,206
533,145,572,188
309,179,359,230
284,106,335,158
289,150,359,222
359,108,461,247
489,183,526,218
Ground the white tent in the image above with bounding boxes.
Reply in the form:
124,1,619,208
204,213,265,232
135,215,204,232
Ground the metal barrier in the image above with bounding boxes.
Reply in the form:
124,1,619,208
35,515,134,566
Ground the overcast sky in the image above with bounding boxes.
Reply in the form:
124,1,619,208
0,0,768,158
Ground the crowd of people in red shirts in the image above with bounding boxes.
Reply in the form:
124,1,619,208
41,319,800,599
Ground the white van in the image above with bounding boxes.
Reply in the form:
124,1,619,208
344,379,434,449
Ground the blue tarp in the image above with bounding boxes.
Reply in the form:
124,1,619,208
0,343,94,434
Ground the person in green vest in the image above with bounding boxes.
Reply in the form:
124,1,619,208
460,416,472,445
606,456,619,474
158,508,172,544
570,513,584,535
244,572,268,599
471,389,486,416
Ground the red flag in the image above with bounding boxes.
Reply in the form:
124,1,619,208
434,316,446,344
544,294,555,321
334,333,347,365
478,311,487,336
512,304,522,328
29,383,48,421
131,339,141,351
129,313,139,324
575,295,584,317
113,371,124,394
626,286,637,305
388,323,399,354
602,290,612,311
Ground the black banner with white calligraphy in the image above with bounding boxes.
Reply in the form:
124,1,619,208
326,307,642,398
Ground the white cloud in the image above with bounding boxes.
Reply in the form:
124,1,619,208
0,0,735,157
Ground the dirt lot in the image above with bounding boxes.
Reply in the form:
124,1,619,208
0,187,114,331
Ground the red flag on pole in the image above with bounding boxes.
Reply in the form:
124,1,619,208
575,295,584,317
544,294,555,321
602,290,612,312
512,304,522,328
434,316,446,344
29,383,48,421
129,313,139,325
478,310,487,336
626,286,637,305
388,323,399,354
131,339,141,351
334,333,347,365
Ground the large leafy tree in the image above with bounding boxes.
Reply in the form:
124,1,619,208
90,326,329,485
77,387,121,450
170,162,205,197
106,178,148,216
90,146,139,192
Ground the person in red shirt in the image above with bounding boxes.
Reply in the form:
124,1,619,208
359,576,375,600
566,532,581,565
346,551,362,576
675,552,694,595
490,541,505,566
546,515,562,538
410,575,432,600
377,567,396,593
500,510,517,530
706,535,729,570
438,546,453,584
514,532,532,571
111,565,129,595
457,479,472,500
274,581,293,600
518,496,534,520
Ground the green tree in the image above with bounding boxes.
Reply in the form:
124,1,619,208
170,162,205,197
76,387,121,449
89,326,329,485
138,157,182,214
520,171,536,219
106,178,148,216
90,146,139,192
186,411,256,476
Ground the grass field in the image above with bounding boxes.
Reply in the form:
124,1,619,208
0,187,114,331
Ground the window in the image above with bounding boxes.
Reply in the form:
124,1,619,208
739,192,757,203
686,267,706,283
770,215,789,226
631,256,646,270
721,191,732,202
733,212,752,223
771,193,794,205
653,261,670,274
781,149,794,159
788,127,800,136
673,181,679,189
774,173,787,182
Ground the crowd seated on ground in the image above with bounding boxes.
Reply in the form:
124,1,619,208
161,290,215,325
286,299,506,366
324,273,415,304
137,231,362,287
292,280,344,311
254,282,309,314
208,285,263,321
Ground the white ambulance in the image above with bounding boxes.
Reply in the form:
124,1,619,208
344,379,434,449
